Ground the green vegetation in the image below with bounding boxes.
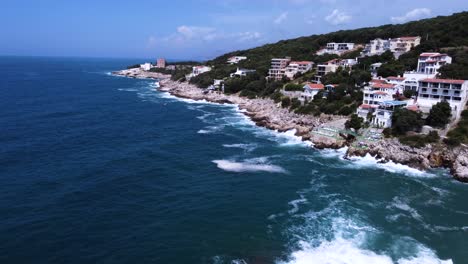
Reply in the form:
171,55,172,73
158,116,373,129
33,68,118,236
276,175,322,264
391,108,424,135
446,110,468,146
126,64,140,69
426,101,452,128
438,48,468,79
284,83,304,91
399,131,440,148
345,114,364,131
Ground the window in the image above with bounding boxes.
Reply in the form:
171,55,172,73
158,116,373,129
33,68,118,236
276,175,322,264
442,83,450,88
432,95,440,99
443,90,449,94
452,84,462,90
432,89,438,93
431,83,439,88
453,97,462,101
422,88,427,92
444,96,451,100
420,82,428,87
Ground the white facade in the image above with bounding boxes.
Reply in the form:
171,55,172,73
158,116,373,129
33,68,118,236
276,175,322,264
362,83,397,106
417,53,452,75
402,72,437,92
362,36,421,57
417,79,468,118
227,56,247,64
362,38,391,56
370,63,382,77
317,43,355,55
302,83,324,101
140,63,152,71
285,61,313,79
230,68,256,77
268,57,291,81
192,66,212,77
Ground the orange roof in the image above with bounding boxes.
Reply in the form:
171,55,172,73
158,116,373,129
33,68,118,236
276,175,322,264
372,83,395,89
420,52,440,57
420,78,465,85
291,61,313,65
386,76,405,81
304,83,324,89
374,91,388,95
406,105,420,112
359,104,378,109
371,79,386,83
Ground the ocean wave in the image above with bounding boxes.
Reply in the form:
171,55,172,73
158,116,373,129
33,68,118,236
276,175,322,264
345,154,435,178
212,159,287,173
288,195,308,214
223,143,258,152
386,196,422,221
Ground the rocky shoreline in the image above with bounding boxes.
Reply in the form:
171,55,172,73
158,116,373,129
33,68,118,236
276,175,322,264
113,69,468,183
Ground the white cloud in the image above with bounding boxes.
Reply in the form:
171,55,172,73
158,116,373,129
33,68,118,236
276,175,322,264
235,31,262,42
325,9,352,25
176,25,217,41
391,8,432,23
274,12,289,24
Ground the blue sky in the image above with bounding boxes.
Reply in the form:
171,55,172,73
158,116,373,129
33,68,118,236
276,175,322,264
1,0,467,60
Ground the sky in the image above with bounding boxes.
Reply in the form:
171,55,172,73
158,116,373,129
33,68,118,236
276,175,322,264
1,0,467,60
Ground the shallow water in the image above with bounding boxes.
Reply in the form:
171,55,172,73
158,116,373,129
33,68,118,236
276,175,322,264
0,57,467,264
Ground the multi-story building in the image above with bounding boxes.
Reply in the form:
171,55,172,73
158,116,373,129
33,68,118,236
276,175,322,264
316,43,355,55
417,78,468,118
362,38,391,56
284,61,314,79
192,66,212,77
302,83,324,101
390,36,421,57
156,58,166,68
227,56,247,64
268,57,291,81
313,59,354,84
416,53,452,75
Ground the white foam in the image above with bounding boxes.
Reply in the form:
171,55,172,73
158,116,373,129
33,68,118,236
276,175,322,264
212,160,287,173
345,154,435,178
223,143,257,152
386,197,422,221
288,195,308,214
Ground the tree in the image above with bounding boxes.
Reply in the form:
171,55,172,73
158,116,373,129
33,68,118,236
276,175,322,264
426,101,452,128
391,108,424,135
403,89,416,99
345,114,364,131
281,97,291,108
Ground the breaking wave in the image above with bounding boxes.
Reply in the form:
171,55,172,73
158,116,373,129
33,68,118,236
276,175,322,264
212,159,287,173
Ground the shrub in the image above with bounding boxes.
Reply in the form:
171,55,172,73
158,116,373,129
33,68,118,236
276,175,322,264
281,97,291,108
426,101,452,128
284,83,304,91
345,114,364,131
290,98,302,110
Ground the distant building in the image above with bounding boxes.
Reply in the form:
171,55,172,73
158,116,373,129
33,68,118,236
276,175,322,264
140,63,152,71
166,65,176,71
230,68,256,77
284,61,314,79
156,58,166,68
268,57,291,81
227,56,247,64
316,43,355,55
192,66,212,77
370,62,382,77
362,36,421,57
416,53,452,75
302,83,324,101
313,59,350,84
417,78,468,118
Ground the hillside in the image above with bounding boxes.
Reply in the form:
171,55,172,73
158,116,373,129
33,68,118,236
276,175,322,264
208,11,468,76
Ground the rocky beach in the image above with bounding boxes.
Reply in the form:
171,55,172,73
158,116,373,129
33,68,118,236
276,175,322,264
113,68,468,182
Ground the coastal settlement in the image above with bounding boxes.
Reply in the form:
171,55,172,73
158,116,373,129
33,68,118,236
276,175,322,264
114,33,468,182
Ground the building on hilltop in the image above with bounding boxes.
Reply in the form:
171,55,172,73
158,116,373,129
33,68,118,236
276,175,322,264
417,53,452,75
268,57,291,81
313,59,356,84
417,78,468,118
191,66,212,77
156,58,166,68
361,36,421,58
140,63,152,71
227,56,247,64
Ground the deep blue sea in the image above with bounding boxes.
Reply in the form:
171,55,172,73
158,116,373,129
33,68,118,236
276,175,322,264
1,57,467,264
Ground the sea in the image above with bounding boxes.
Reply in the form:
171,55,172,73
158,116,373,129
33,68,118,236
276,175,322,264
1,56,467,264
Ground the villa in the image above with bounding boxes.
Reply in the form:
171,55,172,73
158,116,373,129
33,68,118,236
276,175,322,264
227,56,247,64
284,61,314,79
230,68,256,77
302,83,324,101
417,53,452,75
191,66,212,77
361,36,421,57
317,43,355,55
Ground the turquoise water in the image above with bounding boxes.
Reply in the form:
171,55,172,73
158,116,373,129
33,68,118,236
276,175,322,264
0,57,467,263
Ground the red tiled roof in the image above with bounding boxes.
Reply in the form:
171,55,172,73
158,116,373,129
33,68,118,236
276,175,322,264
291,61,313,65
371,79,386,84
372,83,395,89
406,105,420,112
304,83,324,89
359,104,378,109
374,91,388,95
386,76,406,81
420,52,440,57
420,78,465,85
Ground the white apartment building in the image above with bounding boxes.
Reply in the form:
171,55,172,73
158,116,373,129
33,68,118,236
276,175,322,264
362,36,421,57
284,61,314,79
357,82,401,127
227,56,247,64
362,38,391,56
192,66,212,77
268,57,291,81
230,68,256,77
417,78,468,118
417,53,452,75
316,43,355,55
140,63,152,71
